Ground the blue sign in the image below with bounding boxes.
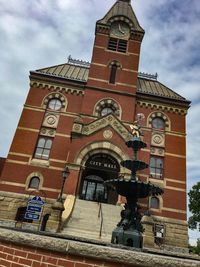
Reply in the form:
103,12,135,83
28,196,45,205
27,205,42,213
24,213,40,221
25,196,45,221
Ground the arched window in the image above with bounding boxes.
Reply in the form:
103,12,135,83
28,176,40,189
150,197,160,209
47,98,62,111
109,64,118,84
150,156,164,179
94,99,121,118
34,137,53,160
152,117,165,130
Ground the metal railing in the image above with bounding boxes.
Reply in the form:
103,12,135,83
98,203,103,237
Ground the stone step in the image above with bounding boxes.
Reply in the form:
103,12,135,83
61,198,123,242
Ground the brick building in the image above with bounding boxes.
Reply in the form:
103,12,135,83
0,0,190,251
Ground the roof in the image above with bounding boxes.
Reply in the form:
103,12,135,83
35,63,89,82
33,62,187,102
97,0,144,33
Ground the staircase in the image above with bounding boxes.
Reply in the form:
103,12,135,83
61,198,122,242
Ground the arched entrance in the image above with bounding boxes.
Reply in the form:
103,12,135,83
79,153,120,204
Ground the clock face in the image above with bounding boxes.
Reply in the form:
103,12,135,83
111,21,130,38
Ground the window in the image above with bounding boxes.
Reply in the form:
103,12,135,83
108,38,127,53
152,118,165,130
34,137,52,160
101,107,115,117
109,64,118,84
47,99,62,111
150,156,164,179
150,197,159,209
28,176,40,189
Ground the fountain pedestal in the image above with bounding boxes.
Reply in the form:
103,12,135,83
105,136,164,248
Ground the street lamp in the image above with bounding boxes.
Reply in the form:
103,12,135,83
57,165,70,203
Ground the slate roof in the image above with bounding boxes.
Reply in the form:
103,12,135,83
33,63,187,102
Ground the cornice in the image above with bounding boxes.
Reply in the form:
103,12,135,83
30,80,84,96
137,100,188,115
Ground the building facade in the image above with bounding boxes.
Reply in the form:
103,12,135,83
0,0,190,251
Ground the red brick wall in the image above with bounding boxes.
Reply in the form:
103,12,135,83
0,241,134,267
0,157,6,176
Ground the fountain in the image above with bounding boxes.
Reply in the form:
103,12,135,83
105,119,164,248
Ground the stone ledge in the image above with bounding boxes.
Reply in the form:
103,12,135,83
0,227,199,267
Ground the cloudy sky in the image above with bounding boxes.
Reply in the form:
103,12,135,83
0,0,199,244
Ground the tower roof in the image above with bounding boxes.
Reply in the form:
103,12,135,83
97,0,144,33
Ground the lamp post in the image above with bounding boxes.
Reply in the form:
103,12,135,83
57,165,70,203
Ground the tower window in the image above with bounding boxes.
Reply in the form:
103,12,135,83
28,176,40,189
152,118,165,130
109,64,118,84
47,98,62,111
108,38,127,53
150,156,164,179
34,137,53,160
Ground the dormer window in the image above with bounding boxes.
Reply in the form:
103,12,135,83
108,38,127,53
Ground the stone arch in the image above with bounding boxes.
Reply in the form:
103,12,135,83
42,92,68,111
147,111,170,131
25,172,44,191
75,141,130,176
108,60,122,69
93,98,122,118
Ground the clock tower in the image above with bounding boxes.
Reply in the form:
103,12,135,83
84,0,145,122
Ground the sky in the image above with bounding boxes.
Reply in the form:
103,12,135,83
0,0,200,245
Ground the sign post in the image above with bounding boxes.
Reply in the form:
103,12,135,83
24,196,45,222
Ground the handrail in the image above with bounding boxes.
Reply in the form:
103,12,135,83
98,203,103,237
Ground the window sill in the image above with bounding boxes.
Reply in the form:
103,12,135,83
30,158,50,168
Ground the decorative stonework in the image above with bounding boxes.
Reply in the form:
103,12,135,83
73,114,132,141
42,113,59,129
42,92,67,111
94,99,121,118
151,132,165,147
75,141,129,174
72,123,83,134
148,112,170,131
30,80,84,96
103,130,113,139
137,100,187,116
150,147,165,157
40,127,56,137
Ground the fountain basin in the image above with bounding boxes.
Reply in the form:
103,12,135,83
126,138,147,150
105,178,164,199
121,160,148,171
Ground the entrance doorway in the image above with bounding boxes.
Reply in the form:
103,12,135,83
79,153,120,204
